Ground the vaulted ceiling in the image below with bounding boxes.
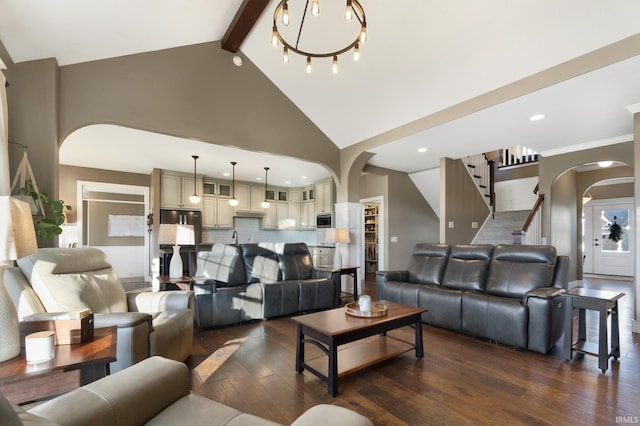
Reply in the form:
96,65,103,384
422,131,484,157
2,0,640,184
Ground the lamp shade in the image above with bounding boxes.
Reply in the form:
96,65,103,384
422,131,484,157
158,224,195,245
0,196,37,260
325,228,350,244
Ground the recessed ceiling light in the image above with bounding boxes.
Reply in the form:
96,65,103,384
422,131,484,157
284,180,291,184
417,147,428,153
256,177,262,181
598,161,613,168
529,114,546,121
301,176,308,179
223,172,230,177
232,56,243,66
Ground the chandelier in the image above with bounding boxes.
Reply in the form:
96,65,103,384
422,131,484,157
271,0,367,74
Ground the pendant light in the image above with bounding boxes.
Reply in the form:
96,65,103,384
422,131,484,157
229,161,239,206
261,167,271,209
188,155,200,204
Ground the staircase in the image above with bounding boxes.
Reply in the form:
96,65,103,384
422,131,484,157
473,210,530,245
463,153,494,210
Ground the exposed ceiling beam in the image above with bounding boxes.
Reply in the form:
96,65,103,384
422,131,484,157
222,0,270,53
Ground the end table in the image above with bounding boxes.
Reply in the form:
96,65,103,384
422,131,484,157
562,287,625,373
158,275,194,291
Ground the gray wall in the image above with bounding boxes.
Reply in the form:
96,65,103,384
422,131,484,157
57,42,339,176
539,141,634,281
441,157,490,244
361,165,439,270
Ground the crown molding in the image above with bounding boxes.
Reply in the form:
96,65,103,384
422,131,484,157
538,134,633,157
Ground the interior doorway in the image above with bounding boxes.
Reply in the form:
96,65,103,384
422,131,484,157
583,197,634,277
74,181,150,282
360,197,384,282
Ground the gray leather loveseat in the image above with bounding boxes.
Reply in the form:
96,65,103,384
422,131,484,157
193,242,339,328
376,244,569,354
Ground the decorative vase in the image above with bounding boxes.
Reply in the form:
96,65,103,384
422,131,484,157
169,245,183,279
0,264,21,362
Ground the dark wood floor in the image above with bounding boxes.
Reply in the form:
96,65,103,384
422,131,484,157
187,278,639,425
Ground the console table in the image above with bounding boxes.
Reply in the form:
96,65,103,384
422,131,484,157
562,287,624,373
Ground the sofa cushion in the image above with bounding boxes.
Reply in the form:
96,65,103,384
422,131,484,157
462,291,528,349
407,244,450,285
441,244,493,291
241,244,281,284
196,243,245,287
485,245,557,299
418,284,463,331
16,247,128,314
277,243,313,281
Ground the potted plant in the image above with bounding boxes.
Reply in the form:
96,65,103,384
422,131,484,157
19,179,72,240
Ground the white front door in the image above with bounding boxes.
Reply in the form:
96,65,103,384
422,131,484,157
583,198,634,277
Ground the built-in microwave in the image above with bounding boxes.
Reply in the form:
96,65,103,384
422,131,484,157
316,213,332,228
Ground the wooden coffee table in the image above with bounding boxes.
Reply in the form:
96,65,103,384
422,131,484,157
293,300,426,396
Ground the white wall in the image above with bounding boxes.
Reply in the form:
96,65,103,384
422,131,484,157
409,168,441,218
495,177,538,212
97,246,145,281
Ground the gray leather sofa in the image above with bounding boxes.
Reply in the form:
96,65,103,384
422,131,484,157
4,247,194,372
4,356,373,426
193,242,339,328
376,244,569,354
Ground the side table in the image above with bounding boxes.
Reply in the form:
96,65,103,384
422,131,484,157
316,265,360,300
158,275,194,291
562,287,625,373
0,326,117,404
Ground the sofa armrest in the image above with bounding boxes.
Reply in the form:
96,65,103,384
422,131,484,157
312,268,341,306
94,312,153,373
192,278,220,293
292,404,373,426
524,287,566,303
312,268,336,280
94,311,152,328
376,270,409,282
127,290,194,313
524,287,567,354
375,270,409,301
28,356,190,426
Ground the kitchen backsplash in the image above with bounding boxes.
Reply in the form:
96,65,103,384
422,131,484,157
202,217,318,246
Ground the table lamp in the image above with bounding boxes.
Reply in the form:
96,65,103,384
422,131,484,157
325,228,350,268
0,196,38,362
158,223,194,279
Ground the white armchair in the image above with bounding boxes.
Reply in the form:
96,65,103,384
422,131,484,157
4,247,193,372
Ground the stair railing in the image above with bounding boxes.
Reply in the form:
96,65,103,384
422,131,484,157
463,153,495,217
518,183,543,245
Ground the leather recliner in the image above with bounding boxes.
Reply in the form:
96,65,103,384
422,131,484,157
3,356,373,426
4,247,194,372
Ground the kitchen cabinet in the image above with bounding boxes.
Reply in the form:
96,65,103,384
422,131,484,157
234,184,267,214
310,246,334,268
315,179,333,213
203,197,232,229
263,202,288,229
160,172,202,210
288,189,301,229
300,199,316,229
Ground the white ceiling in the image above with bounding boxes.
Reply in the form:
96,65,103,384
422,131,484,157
2,0,640,181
